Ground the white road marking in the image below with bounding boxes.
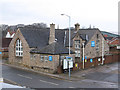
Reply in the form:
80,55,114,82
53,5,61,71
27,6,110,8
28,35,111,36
69,87,75,88
17,74,32,79
39,79,59,86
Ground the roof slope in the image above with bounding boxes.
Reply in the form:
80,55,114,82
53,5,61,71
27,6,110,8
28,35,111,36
2,38,12,47
30,42,74,54
101,31,119,37
65,29,98,46
19,26,65,49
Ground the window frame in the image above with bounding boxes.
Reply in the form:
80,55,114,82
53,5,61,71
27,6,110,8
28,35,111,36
44,56,48,61
40,55,44,61
15,39,23,57
74,40,80,49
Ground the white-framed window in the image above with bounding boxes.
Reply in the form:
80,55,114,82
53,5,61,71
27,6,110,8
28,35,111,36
45,56,48,61
96,40,99,51
40,55,44,61
75,50,80,57
16,39,23,57
75,40,80,49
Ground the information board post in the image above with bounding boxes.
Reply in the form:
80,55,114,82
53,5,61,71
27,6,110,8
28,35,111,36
68,61,70,79
65,57,73,79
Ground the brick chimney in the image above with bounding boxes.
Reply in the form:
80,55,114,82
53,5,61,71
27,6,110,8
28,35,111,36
49,23,55,44
75,23,80,31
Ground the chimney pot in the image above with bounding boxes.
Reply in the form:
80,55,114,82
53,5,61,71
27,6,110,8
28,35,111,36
75,23,80,31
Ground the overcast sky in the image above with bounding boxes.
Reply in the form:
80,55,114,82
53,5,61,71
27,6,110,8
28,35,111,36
0,0,119,34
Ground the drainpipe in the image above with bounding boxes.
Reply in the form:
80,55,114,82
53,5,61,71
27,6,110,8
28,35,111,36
83,43,85,69
102,38,104,65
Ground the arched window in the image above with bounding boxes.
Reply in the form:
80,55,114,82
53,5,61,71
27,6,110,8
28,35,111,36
16,39,23,56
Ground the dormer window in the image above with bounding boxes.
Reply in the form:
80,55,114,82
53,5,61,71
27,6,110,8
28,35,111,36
16,39,23,57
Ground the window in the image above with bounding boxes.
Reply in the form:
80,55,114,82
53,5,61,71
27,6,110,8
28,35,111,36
16,39,23,57
75,40,80,49
45,56,48,61
97,34,99,39
41,56,44,61
86,35,89,41
75,50,80,57
96,40,99,51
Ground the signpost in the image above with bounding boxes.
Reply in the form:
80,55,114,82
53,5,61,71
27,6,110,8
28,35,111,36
49,56,52,61
90,59,93,63
63,57,73,78
63,59,68,69
91,41,95,47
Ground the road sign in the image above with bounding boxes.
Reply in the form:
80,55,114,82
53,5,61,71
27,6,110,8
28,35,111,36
63,59,68,69
75,63,78,68
66,57,72,60
91,41,95,47
85,56,87,59
69,60,73,68
49,56,52,61
90,59,93,62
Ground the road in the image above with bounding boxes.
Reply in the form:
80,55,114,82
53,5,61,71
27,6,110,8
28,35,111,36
2,62,119,89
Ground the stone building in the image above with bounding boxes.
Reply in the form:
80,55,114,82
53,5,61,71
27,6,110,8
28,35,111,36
9,23,109,73
9,24,74,73
70,23,109,62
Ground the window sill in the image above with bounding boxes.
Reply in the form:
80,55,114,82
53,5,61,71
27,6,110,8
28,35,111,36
15,56,23,58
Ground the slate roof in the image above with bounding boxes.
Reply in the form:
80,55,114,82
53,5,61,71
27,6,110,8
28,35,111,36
19,26,99,54
19,26,65,49
104,37,113,40
30,42,74,54
2,38,12,48
65,29,98,46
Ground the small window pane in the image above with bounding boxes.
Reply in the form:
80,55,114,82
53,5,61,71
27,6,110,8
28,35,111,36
45,56,48,61
16,47,18,51
21,52,23,56
41,56,44,61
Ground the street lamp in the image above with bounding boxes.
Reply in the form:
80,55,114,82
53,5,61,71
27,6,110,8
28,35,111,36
61,14,71,79
61,14,71,56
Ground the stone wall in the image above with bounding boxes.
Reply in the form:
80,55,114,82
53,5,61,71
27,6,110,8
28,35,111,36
84,30,109,59
9,29,30,67
30,54,60,73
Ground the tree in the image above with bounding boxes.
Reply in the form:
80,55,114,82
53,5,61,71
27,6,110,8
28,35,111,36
32,23,47,28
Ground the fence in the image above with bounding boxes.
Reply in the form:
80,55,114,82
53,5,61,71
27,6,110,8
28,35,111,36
73,54,120,71
57,54,120,73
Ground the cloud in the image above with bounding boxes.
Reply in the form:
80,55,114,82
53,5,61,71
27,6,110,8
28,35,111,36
0,0,118,33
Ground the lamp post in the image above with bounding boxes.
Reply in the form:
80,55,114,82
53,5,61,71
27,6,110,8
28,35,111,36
61,14,71,78
82,43,85,69
61,14,71,56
